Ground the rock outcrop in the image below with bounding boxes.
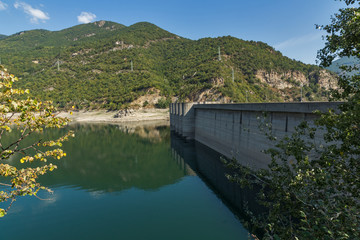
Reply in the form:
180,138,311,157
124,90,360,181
256,70,307,89
114,109,135,118
318,70,338,90
256,69,338,90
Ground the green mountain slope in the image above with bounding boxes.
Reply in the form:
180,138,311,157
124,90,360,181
327,56,360,76
0,21,337,110
0,34,7,40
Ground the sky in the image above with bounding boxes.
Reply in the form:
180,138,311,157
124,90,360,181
0,0,348,65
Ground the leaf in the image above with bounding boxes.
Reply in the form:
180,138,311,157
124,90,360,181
0,209,6,217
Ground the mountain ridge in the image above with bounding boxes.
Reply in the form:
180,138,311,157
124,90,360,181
0,20,337,109
326,56,360,76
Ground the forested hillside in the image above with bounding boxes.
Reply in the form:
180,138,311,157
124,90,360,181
326,56,360,76
0,21,337,110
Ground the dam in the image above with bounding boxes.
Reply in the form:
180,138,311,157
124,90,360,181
169,102,342,169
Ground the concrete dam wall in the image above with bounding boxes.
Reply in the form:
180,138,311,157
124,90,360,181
170,102,343,169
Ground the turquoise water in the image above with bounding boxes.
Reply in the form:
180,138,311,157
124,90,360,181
1,124,250,240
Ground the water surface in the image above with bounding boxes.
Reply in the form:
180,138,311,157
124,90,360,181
1,123,250,240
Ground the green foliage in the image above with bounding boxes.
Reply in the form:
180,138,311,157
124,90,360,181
0,66,74,217
317,0,360,66
155,97,171,109
0,21,331,108
225,1,360,239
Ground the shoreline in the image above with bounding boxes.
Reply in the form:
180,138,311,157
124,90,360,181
57,108,170,125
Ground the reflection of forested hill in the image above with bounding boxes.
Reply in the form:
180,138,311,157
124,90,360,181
7,124,183,193
0,21,336,108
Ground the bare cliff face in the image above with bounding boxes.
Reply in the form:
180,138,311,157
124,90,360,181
317,70,338,90
255,69,338,90
256,70,306,89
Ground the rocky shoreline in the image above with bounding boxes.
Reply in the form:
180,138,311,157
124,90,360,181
57,108,169,124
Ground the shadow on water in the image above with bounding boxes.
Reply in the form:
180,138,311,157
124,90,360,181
170,132,266,234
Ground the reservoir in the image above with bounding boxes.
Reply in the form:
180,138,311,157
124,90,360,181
1,123,252,240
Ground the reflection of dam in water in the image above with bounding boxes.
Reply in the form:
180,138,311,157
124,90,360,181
170,133,264,221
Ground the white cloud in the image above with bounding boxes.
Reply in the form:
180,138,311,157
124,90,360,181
274,33,322,51
14,1,49,24
77,12,96,24
0,1,8,10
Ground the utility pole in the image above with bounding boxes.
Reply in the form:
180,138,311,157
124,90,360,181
232,67,234,82
218,46,221,61
300,83,303,102
131,60,133,72
246,90,248,103
57,59,60,71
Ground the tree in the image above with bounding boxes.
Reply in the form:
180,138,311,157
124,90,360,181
225,1,360,239
0,65,74,217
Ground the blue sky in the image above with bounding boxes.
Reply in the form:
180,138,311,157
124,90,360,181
0,0,347,64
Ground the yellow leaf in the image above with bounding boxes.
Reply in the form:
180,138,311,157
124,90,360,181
0,209,5,217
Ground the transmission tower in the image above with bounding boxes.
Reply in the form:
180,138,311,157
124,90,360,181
232,67,234,82
57,59,60,71
218,46,221,61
